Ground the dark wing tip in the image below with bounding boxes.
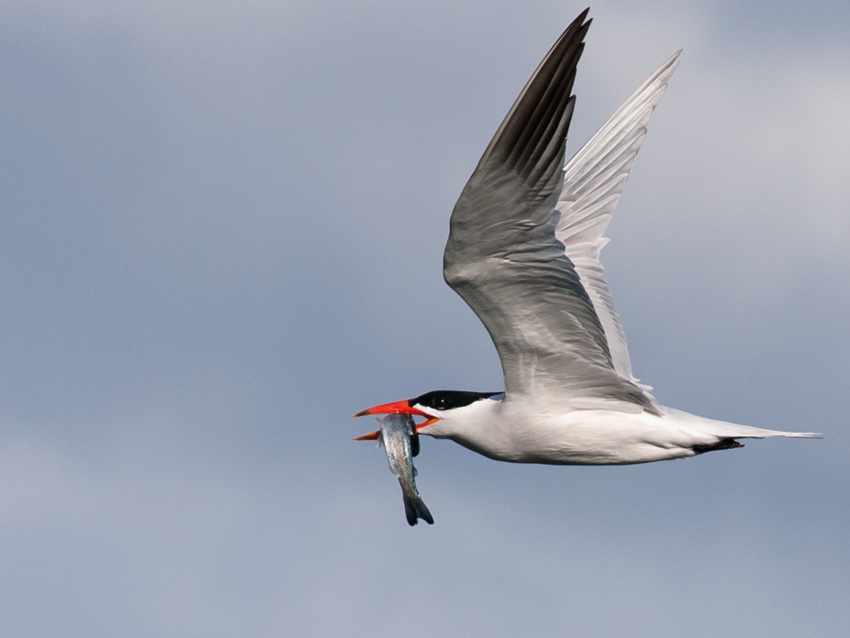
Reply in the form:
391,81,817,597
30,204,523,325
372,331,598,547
479,10,591,186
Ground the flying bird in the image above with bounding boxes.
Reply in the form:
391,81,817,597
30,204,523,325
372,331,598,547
355,9,820,465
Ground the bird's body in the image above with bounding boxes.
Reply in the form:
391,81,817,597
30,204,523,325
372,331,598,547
423,396,812,465
355,10,820,467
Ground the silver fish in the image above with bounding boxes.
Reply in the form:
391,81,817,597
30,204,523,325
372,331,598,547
378,413,434,526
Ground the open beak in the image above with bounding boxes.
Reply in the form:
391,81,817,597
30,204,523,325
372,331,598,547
351,399,440,441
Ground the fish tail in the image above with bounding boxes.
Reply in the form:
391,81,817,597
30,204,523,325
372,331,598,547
403,494,434,526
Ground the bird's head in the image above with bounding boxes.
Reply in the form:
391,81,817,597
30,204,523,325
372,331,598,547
353,390,502,441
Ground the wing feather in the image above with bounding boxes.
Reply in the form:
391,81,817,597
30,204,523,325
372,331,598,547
556,52,680,398
444,12,657,412
444,13,677,414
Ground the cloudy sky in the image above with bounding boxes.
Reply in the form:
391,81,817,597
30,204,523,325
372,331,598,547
1,1,848,636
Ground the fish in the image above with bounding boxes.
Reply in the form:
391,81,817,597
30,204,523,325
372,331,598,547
378,413,434,526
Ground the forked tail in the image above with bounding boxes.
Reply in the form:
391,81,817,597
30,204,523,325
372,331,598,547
665,407,823,442
708,425,823,441
403,494,434,526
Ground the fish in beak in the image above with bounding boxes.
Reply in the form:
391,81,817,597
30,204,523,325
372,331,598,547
352,399,440,441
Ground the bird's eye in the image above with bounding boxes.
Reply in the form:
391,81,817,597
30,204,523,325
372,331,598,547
412,390,500,411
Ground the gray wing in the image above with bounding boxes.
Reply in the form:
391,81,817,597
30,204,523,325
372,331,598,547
443,11,655,411
556,52,681,403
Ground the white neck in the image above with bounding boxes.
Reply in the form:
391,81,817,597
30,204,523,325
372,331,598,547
421,394,519,460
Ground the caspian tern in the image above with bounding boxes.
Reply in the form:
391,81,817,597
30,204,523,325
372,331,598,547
354,9,820,465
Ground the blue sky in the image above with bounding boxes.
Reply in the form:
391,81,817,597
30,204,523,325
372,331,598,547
1,1,848,636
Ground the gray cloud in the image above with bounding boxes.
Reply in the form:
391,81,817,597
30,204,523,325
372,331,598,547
0,1,847,636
